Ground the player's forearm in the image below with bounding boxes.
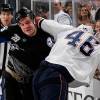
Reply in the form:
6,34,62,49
40,19,74,40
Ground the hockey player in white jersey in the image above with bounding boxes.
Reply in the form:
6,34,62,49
32,20,100,100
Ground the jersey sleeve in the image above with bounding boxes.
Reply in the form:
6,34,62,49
0,24,20,41
34,16,44,28
0,26,11,37
40,19,74,40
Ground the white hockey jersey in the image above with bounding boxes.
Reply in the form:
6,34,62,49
40,20,100,85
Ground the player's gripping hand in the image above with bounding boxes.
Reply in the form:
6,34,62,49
34,16,44,28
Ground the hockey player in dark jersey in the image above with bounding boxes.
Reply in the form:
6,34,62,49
0,3,13,76
0,7,55,100
0,4,14,100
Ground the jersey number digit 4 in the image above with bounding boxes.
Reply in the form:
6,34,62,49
66,31,94,56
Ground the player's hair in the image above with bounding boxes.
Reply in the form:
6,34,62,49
15,7,35,23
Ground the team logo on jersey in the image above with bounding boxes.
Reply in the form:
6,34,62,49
47,37,54,47
11,34,21,42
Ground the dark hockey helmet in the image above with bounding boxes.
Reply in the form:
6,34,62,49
0,4,13,14
15,7,35,23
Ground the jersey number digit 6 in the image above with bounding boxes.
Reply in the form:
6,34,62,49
66,31,94,56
